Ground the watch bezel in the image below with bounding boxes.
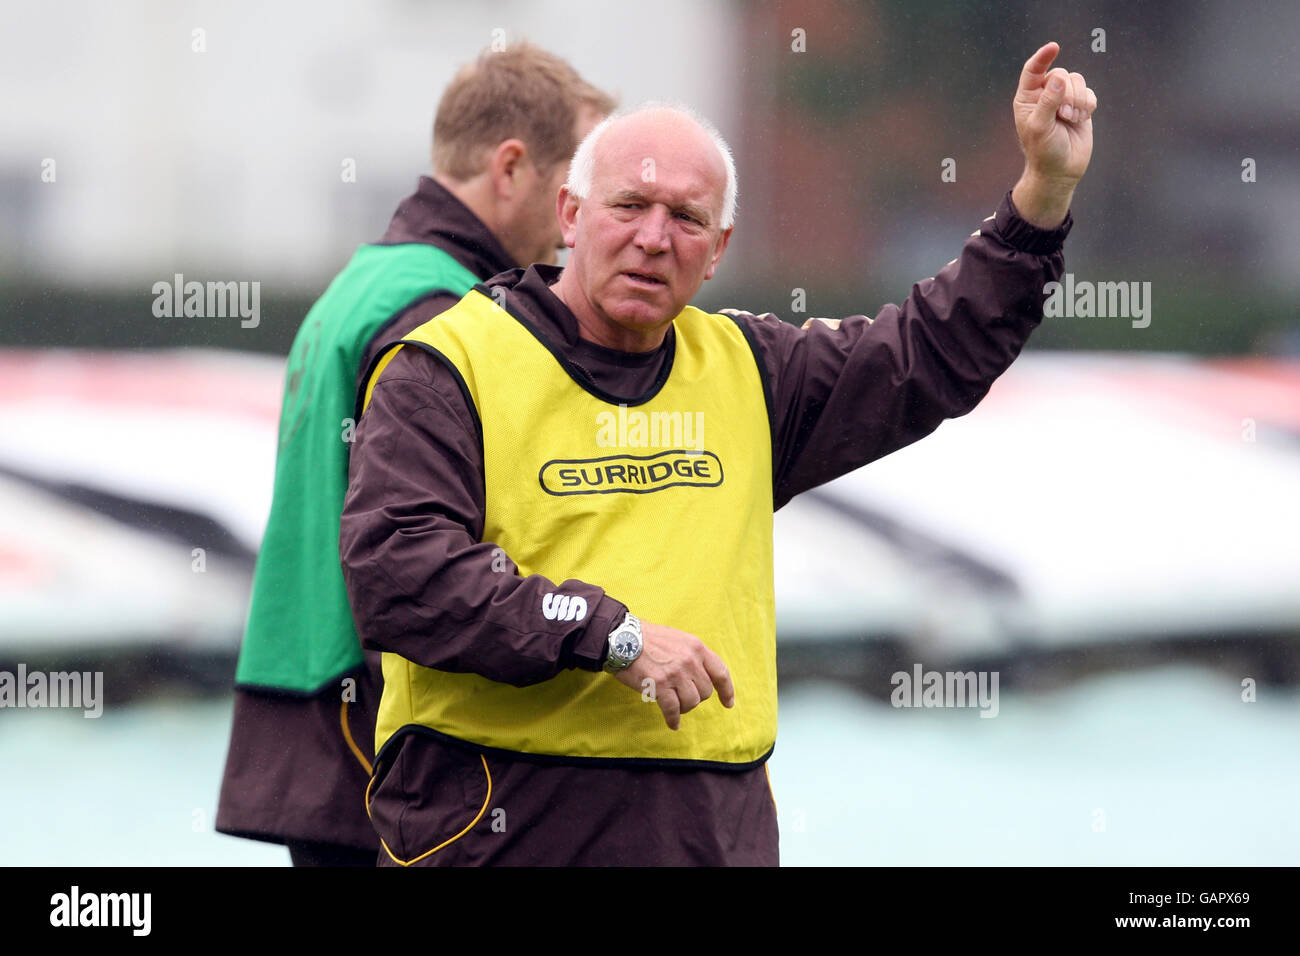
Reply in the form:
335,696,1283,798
604,612,643,673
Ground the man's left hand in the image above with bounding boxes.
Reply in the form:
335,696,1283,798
1010,41,1098,228
1014,41,1095,182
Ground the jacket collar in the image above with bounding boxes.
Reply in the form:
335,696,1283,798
378,175,517,281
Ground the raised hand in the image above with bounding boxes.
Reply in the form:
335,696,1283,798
1013,41,1097,182
1010,42,1098,227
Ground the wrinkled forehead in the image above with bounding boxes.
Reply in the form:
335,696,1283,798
592,115,727,212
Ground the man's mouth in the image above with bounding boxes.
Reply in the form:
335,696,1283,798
623,270,667,288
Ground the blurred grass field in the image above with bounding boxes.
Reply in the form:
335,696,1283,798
3,664,1295,866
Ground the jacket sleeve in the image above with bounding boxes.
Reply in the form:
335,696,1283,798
734,190,1071,509
339,345,625,686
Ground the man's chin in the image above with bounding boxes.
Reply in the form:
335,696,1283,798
606,300,678,330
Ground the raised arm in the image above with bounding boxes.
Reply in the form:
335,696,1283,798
735,41,1096,508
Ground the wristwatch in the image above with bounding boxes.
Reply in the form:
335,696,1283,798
603,612,643,674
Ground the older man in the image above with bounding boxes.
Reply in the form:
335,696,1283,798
341,42,1095,865
216,42,612,866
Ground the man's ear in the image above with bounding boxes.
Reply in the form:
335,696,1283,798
704,226,734,280
489,138,528,200
557,185,580,249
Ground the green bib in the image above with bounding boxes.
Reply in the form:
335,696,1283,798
235,243,479,693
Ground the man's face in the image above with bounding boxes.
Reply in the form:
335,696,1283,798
558,112,733,337
514,106,606,267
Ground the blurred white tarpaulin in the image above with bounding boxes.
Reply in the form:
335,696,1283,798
0,349,279,653
2,348,1298,666
780,353,1300,663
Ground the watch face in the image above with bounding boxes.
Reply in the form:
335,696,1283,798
614,635,639,659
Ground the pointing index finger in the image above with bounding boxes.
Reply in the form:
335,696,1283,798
703,648,735,708
1019,41,1060,91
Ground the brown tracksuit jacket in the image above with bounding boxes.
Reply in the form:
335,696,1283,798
340,191,1072,866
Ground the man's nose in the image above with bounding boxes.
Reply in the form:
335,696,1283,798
633,206,670,254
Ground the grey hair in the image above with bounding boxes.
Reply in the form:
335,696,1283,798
564,101,738,230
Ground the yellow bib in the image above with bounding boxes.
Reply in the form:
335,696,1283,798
363,288,776,768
